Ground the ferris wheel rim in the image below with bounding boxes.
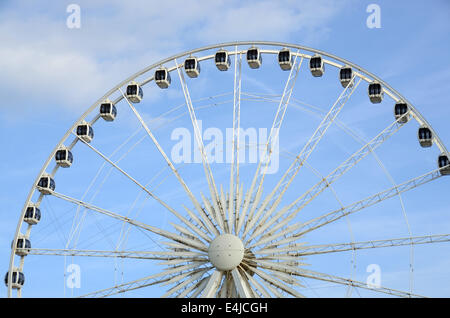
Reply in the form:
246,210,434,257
7,40,449,297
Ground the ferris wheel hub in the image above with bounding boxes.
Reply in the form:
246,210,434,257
208,234,244,271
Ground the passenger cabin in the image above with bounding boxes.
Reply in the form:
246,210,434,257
14,236,31,256
55,146,73,168
24,204,41,225
76,121,94,143
126,82,143,103
184,57,201,78
215,49,231,71
418,126,433,148
155,67,171,89
37,174,55,195
309,54,325,77
368,81,384,104
394,101,409,123
4,270,25,289
100,100,117,121
247,47,262,69
278,48,293,71
438,154,450,175
339,65,353,88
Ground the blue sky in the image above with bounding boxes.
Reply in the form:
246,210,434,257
1,0,450,298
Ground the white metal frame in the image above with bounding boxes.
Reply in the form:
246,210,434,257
8,41,450,298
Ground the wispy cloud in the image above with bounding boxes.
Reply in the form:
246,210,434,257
0,0,350,117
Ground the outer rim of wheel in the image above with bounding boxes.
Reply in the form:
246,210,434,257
8,40,449,297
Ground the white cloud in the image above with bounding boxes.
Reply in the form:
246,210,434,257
197,0,342,43
0,0,350,118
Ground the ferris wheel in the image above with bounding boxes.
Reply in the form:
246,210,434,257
6,41,450,298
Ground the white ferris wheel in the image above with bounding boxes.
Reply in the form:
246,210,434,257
6,41,450,298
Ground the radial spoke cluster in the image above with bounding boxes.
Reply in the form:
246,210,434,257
141,185,313,298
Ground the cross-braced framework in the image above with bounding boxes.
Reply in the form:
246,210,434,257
7,41,450,298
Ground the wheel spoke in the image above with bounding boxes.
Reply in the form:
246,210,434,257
231,267,253,297
118,88,213,235
72,131,211,240
239,53,304,236
190,275,211,298
242,270,271,297
170,221,210,243
229,47,242,234
164,269,211,298
80,275,170,298
246,264,304,297
27,247,207,260
298,167,443,237
51,191,208,252
200,270,224,298
248,54,304,221
299,268,425,298
175,60,226,233
200,192,225,233
295,234,450,256
254,167,443,249
244,75,362,241
160,264,211,289
177,276,209,298
263,268,305,291
256,276,284,297
246,116,409,244
255,258,421,297
80,266,211,298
